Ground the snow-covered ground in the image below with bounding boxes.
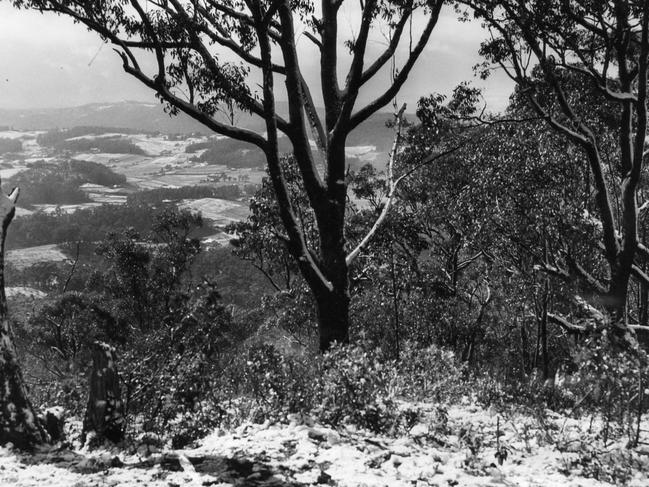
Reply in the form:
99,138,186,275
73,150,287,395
1,401,647,487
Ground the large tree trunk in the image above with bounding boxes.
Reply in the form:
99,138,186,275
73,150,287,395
0,188,47,450
606,257,635,339
314,286,350,352
315,192,350,352
83,342,125,444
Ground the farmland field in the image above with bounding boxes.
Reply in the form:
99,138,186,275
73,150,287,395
0,122,383,272
6,244,70,269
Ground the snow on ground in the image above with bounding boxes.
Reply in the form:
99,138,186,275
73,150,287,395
1,402,647,487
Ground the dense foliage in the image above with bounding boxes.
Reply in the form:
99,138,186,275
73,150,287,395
5,201,213,249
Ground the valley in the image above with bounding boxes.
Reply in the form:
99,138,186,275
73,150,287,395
0,101,399,270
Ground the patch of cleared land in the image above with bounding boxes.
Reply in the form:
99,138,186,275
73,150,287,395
31,203,104,214
0,166,29,179
0,130,39,140
79,183,129,204
73,150,265,190
7,245,70,270
179,198,250,225
5,286,47,299
201,231,235,246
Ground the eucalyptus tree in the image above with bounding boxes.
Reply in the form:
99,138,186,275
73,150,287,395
13,0,446,350
463,0,649,338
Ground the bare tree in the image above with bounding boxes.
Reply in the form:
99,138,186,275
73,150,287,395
464,0,649,339
12,0,444,350
0,188,47,449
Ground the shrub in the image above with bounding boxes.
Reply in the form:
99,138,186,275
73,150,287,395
218,342,426,435
314,343,400,433
568,333,649,445
397,342,466,402
221,343,315,423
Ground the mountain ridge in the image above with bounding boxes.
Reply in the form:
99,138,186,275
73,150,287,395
0,100,414,154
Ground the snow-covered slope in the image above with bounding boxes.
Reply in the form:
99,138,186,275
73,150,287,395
1,401,647,486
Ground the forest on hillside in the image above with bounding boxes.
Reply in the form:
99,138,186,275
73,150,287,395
1,1,649,486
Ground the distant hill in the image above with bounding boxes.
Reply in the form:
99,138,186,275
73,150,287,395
0,101,416,167
0,101,209,134
2,100,408,137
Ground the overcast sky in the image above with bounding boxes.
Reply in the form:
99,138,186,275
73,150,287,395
0,3,512,113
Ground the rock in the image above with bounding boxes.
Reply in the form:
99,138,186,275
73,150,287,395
409,423,429,439
308,429,327,442
326,430,341,446
390,438,412,457
317,470,332,484
391,454,405,467
365,451,391,469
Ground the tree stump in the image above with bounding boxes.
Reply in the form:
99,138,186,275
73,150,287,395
0,188,47,449
40,406,65,443
83,342,125,444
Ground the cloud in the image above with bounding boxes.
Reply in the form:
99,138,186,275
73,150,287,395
0,3,511,112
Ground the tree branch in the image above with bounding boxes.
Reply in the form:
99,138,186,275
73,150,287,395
346,104,404,266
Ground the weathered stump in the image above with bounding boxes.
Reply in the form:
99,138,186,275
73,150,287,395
83,341,125,444
40,406,65,443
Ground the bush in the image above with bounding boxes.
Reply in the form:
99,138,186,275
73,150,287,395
568,333,649,445
397,342,466,402
221,342,427,435
220,344,315,423
315,344,401,433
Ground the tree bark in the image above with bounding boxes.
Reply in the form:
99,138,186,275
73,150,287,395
540,280,549,380
314,286,350,352
0,188,47,450
83,341,125,444
315,188,350,352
